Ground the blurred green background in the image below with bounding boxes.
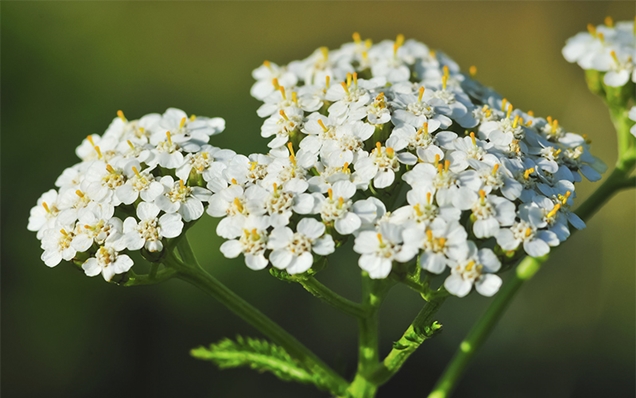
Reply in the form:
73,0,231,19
3,2,634,397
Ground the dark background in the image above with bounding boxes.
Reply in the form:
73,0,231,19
3,2,635,397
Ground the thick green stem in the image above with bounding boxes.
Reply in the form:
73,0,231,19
347,274,394,398
298,277,366,318
427,256,545,398
429,151,635,397
370,296,446,386
170,239,348,396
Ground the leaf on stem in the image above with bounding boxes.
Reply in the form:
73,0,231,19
191,336,331,390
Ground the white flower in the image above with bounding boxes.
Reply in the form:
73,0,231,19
40,226,78,267
469,190,516,239
407,219,469,274
115,163,164,205
82,242,133,281
444,242,502,298
220,215,270,270
353,222,418,279
123,202,183,252
28,189,61,239
155,176,211,222
316,180,360,235
268,218,335,275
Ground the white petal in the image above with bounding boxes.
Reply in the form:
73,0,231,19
287,252,313,274
269,249,293,269
444,274,472,298
475,274,502,297
220,240,242,258
523,238,550,257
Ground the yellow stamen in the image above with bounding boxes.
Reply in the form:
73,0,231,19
233,197,244,213
524,168,535,180
189,114,196,122
346,73,352,88
527,110,534,117
279,110,289,121
353,32,361,43
479,189,486,202
272,78,280,89
582,134,592,144
604,16,613,27
42,202,50,213
465,260,475,272
506,103,513,119
524,228,532,238
426,229,433,241
327,188,333,200
386,147,395,157
598,32,605,43
547,203,561,219
442,74,448,91
444,160,450,172
353,72,358,87
365,39,372,49
342,162,350,172
438,237,446,247
426,192,432,204
106,164,116,174
554,149,562,156
287,142,296,165
561,191,571,205
250,161,257,171
610,50,619,64
317,119,329,132
501,98,508,112
513,115,520,128
179,117,187,129
526,120,533,127
132,166,141,177
320,46,329,61
263,60,271,69
325,75,330,88
469,65,477,77
60,228,68,236
437,163,443,173
251,228,259,241
418,86,425,102
179,179,185,190
429,50,436,58
338,197,344,208
417,122,429,136
166,131,172,145
273,182,278,191
231,178,238,185
340,81,349,95
127,140,135,150
377,233,384,245
279,86,286,100
587,23,597,36
492,163,500,175
393,34,405,55
94,145,102,159
75,190,84,198
117,110,126,122
413,203,424,217
375,142,382,153
434,154,440,166
291,91,298,105
469,132,476,146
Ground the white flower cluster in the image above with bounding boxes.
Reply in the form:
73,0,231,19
28,108,230,280
563,17,635,87
30,33,604,298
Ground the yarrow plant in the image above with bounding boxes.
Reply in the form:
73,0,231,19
29,19,635,398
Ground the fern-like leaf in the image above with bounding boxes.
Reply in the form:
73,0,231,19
191,336,326,389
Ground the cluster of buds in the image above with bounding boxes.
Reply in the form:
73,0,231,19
30,32,605,298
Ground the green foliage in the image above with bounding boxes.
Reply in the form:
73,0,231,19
191,336,331,391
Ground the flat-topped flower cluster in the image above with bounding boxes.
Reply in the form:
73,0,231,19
563,17,635,87
30,33,604,298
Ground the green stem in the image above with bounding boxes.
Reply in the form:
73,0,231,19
429,105,636,398
347,274,394,398
429,157,635,398
427,256,545,398
169,239,348,396
298,277,367,318
370,296,446,386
